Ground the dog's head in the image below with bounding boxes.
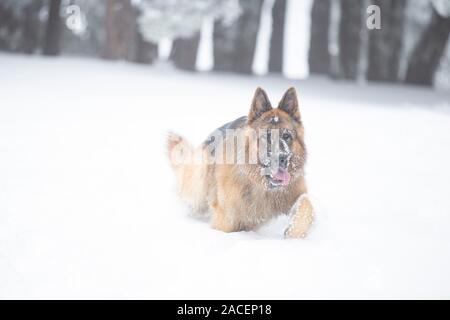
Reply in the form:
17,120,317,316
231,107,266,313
243,87,307,190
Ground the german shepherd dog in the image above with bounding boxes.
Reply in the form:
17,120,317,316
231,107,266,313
167,87,313,238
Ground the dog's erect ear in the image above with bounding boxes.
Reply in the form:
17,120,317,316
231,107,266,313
278,87,300,122
247,87,272,124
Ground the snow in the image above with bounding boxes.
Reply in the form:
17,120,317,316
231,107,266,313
252,0,275,75
137,0,241,43
1,54,450,299
283,0,312,78
196,16,214,72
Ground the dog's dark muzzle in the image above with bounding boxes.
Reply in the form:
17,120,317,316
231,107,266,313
279,153,290,169
261,152,291,171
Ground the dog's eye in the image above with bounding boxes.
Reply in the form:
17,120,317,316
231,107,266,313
282,132,292,141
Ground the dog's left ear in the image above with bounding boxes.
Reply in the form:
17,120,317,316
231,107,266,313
278,87,301,122
247,87,272,124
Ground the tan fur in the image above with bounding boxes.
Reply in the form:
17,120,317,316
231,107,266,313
285,195,314,238
167,88,314,238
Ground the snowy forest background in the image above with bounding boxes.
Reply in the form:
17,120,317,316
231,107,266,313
1,0,450,89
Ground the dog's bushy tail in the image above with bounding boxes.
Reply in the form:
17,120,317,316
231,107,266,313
166,132,209,216
166,132,191,169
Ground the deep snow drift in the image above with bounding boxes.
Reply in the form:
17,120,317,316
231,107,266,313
1,54,450,299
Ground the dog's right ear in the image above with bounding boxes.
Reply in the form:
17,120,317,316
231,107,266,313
278,87,300,123
247,87,272,124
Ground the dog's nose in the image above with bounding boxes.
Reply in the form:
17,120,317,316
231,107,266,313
279,154,289,169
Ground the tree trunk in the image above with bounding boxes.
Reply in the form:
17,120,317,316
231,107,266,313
405,7,450,86
367,0,406,82
213,0,263,74
43,0,62,56
170,34,201,71
269,0,286,73
23,0,45,54
134,31,158,64
0,4,14,50
103,0,136,60
337,0,363,80
308,0,331,75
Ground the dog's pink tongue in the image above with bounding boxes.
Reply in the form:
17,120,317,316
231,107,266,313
272,169,291,186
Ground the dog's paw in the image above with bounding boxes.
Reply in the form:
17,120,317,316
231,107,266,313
284,195,314,239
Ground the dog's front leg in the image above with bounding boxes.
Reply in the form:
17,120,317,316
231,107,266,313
210,202,237,233
284,194,314,239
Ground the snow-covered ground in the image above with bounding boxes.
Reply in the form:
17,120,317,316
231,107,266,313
1,54,450,299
